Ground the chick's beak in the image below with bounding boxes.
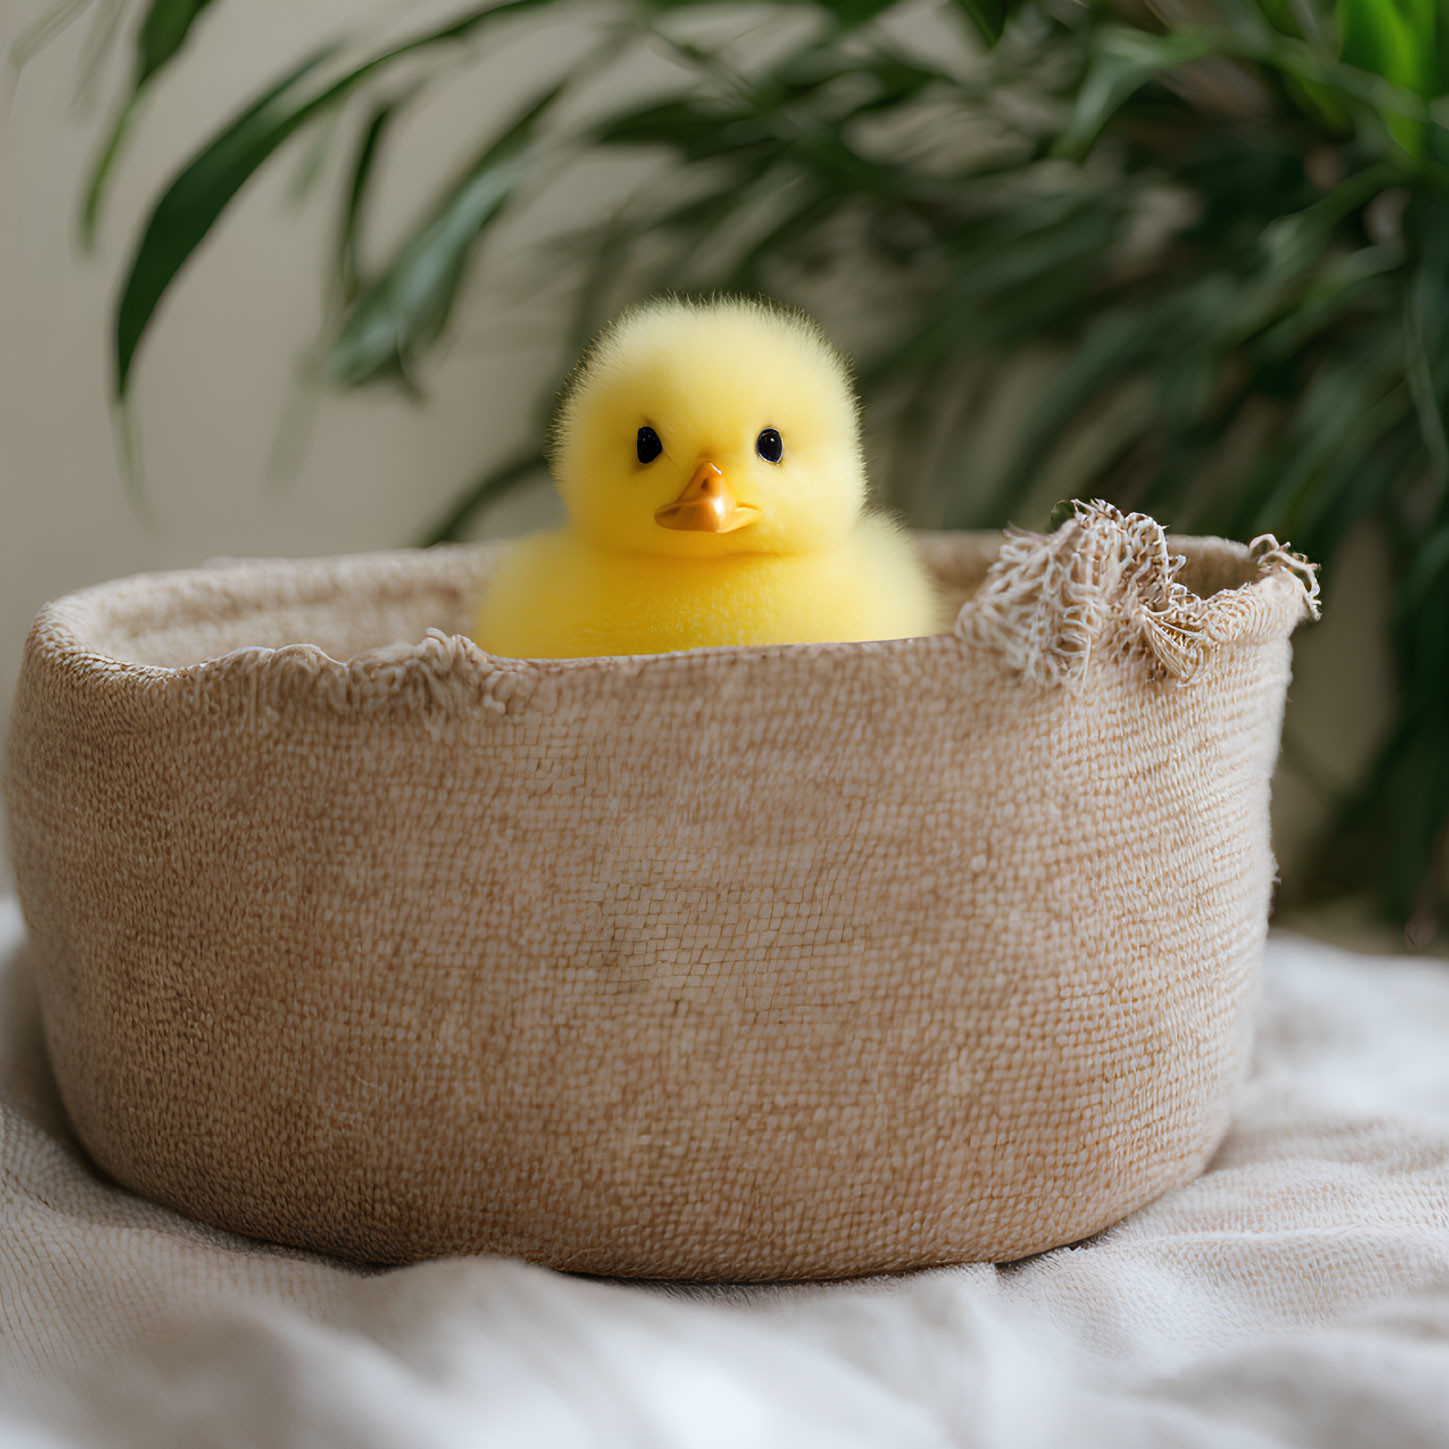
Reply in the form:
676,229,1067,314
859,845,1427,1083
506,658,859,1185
654,460,761,533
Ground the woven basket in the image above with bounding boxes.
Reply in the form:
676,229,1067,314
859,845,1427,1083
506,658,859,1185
3,506,1318,1280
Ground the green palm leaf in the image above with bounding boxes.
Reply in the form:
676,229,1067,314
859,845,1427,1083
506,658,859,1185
83,0,219,244
111,0,562,399
321,85,560,389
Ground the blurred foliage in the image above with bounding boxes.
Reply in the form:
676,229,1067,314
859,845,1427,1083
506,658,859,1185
24,0,1449,925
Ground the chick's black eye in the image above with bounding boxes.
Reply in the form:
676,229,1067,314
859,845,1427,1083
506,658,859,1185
756,428,783,464
636,426,662,465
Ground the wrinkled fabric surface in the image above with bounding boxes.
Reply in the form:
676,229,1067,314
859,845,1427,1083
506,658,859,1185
2,896,1447,1449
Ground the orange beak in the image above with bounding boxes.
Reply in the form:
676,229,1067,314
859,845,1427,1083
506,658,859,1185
654,461,762,534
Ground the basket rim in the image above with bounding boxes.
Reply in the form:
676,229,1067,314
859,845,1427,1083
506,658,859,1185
16,519,1317,704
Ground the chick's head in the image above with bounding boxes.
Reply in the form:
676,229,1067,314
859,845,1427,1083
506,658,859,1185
550,297,866,558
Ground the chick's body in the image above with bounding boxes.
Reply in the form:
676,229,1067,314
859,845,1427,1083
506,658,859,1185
480,515,934,657
474,297,942,658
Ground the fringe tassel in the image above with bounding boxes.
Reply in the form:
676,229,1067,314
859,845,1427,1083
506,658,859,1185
959,501,1320,687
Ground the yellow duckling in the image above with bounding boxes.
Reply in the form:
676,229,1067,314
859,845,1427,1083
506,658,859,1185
473,296,943,657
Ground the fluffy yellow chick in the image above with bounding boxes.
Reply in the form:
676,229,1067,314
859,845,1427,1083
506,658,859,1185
473,296,943,657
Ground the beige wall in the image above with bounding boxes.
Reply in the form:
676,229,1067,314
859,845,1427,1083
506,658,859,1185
0,0,1394,908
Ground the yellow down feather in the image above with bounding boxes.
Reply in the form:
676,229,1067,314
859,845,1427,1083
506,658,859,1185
474,296,944,657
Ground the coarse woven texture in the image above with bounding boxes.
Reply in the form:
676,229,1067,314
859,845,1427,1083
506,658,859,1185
1,508,1318,1279
3,901,1447,1449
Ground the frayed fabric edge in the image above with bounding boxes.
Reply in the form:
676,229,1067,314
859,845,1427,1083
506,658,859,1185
957,501,1321,687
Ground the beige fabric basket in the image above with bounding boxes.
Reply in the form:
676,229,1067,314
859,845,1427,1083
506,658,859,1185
3,505,1318,1280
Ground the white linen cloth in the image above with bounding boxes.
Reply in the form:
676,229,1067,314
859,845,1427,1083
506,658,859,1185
2,894,1447,1449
